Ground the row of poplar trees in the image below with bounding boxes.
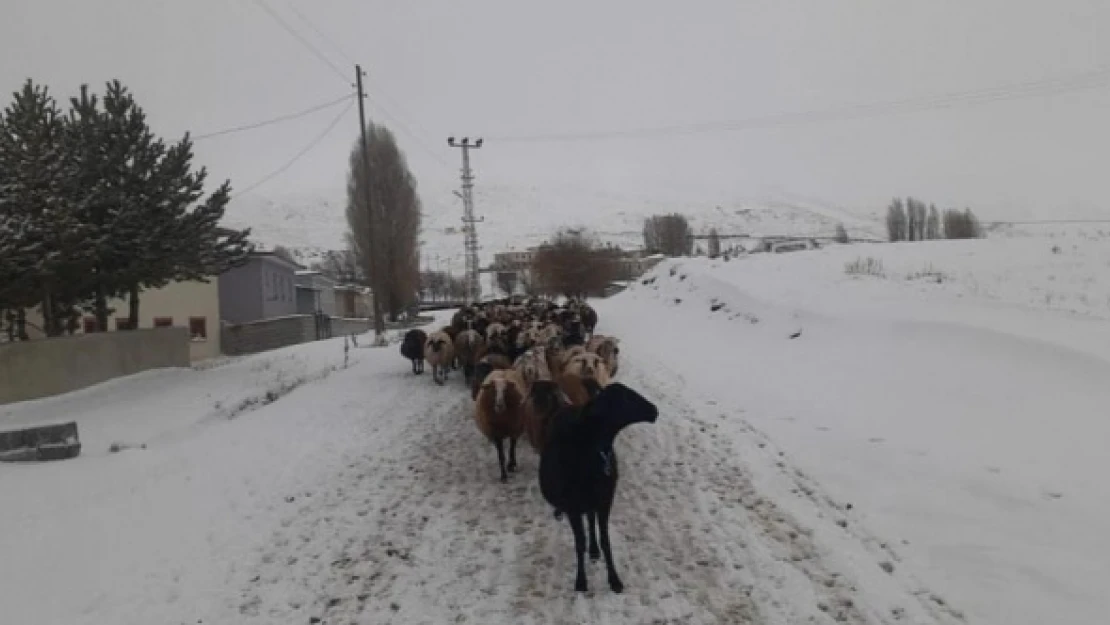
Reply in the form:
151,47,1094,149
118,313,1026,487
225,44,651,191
0,79,252,340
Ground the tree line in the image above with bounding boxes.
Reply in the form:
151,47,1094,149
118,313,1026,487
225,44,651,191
0,79,252,341
886,197,982,242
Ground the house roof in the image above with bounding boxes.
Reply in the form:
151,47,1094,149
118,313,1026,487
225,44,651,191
251,250,306,271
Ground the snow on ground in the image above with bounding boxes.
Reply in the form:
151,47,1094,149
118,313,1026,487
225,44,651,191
602,237,1110,625
5,231,1106,625
3,314,962,623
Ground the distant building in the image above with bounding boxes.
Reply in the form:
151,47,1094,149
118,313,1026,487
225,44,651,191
218,251,303,324
333,284,374,318
294,270,337,316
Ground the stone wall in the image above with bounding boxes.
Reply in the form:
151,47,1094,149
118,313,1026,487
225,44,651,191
219,315,437,357
220,315,316,356
0,328,190,405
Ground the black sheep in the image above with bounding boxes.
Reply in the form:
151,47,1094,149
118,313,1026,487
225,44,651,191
400,328,427,374
539,382,659,594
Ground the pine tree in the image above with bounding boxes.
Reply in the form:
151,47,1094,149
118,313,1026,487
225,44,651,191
67,81,251,329
833,223,849,244
0,80,94,335
707,228,721,258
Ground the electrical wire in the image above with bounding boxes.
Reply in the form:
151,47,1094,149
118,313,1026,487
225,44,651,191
251,0,351,86
286,4,357,66
231,99,355,199
488,65,1110,143
365,94,455,171
192,94,354,141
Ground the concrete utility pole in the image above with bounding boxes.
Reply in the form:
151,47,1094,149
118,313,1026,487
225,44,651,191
356,64,387,342
447,136,484,304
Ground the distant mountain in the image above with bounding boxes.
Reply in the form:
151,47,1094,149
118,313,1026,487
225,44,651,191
223,183,886,270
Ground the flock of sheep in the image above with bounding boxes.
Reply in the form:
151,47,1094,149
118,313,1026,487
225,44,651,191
398,297,659,594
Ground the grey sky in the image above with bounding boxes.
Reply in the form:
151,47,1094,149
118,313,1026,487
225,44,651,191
3,0,1109,220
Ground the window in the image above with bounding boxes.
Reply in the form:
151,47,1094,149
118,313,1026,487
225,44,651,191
115,318,134,330
153,317,173,328
82,317,98,334
188,317,207,341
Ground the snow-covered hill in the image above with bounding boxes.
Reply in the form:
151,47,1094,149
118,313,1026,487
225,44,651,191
223,183,887,270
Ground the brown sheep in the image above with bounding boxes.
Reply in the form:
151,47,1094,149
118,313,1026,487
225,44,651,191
424,331,455,385
513,347,545,390
474,369,528,482
471,352,513,400
454,329,485,386
587,335,620,378
563,352,612,387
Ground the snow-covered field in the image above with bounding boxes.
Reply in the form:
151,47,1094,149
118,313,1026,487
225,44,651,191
2,230,1107,624
606,233,1110,625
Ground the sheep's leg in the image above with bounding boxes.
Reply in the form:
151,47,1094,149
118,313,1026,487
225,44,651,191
567,513,589,592
586,510,601,561
507,436,518,473
494,438,508,482
597,506,624,593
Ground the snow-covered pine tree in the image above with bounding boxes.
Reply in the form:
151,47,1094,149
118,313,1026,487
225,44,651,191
0,80,94,335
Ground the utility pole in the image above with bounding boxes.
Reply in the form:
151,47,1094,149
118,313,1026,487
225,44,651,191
447,136,483,304
356,64,387,342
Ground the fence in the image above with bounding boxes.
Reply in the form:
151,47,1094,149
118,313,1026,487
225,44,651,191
0,327,190,405
220,314,435,357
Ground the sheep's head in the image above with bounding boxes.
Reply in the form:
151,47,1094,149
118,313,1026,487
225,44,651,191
514,351,541,387
483,372,527,412
588,382,659,432
565,353,612,387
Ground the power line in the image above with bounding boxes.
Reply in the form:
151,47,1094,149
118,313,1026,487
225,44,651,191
251,0,351,86
286,4,356,66
365,94,454,170
489,65,1110,143
193,94,354,141
232,99,355,199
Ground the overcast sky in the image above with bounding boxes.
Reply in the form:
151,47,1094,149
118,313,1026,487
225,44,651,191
3,0,1109,220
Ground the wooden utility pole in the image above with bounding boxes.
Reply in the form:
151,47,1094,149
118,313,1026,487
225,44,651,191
356,64,386,340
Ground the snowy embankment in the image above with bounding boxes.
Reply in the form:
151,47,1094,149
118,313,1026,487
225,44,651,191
599,238,1110,625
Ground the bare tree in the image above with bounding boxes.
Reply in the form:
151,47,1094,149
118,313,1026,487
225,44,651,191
531,228,620,299
311,249,360,283
943,208,982,239
925,205,940,240
706,228,721,258
643,213,693,256
345,122,422,324
886,199,907,242
271,245,298,265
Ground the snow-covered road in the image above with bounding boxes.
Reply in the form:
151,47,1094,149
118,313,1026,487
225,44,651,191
2,316,963,625
223,342,962,624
